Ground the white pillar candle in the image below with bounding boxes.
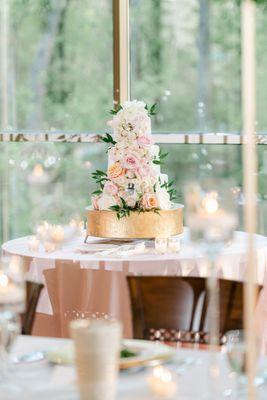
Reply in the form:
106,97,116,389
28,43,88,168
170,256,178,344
70,319,122,400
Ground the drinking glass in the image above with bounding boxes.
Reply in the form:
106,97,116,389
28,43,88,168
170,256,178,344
185,180,238,400
226,330,247,396
0,256,25,393
226,330,262,397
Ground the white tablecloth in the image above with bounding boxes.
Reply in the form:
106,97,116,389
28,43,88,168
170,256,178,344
3,335,266,400
2,229,267,338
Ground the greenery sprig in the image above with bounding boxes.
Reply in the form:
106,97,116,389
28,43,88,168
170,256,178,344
145,103,157,116
153,148,168,166
109,105,122,115
91,170,108,190
109,197,160,220
160,179,177,201
101,133,116,145
109,103,157,117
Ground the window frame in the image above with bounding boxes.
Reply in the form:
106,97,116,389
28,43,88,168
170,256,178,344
0,0,264,145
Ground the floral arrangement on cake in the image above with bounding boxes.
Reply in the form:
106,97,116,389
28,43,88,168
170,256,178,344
91,100,176,219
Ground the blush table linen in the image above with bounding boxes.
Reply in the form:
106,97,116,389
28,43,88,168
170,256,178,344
2,229,267,339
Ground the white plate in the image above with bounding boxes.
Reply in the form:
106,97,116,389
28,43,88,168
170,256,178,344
76,243,119,253
46,339,174,369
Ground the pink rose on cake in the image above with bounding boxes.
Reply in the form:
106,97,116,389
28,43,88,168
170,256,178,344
103,181,118,196
138,163,156,179
137,134,153,148
122,154,140,170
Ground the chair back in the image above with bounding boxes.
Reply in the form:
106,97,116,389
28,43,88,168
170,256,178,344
127,276,261,343
21,281,44,335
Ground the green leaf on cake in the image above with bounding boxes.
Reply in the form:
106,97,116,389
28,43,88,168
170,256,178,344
92,190,102,196
101,133,116,145
149,103,157,116
153,160,162,165
109,105,122,115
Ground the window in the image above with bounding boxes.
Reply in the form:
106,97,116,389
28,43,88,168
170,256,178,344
0,0,265,243
2,0,112,132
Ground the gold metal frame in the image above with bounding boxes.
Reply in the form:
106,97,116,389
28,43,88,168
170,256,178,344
113,0,129,107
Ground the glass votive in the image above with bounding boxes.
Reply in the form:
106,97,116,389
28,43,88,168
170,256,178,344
50,225,65,243
44,242,57,253
147,365,178,398
168,237,181,253
27,236,40,251
155,238,168,255
70,319,122,400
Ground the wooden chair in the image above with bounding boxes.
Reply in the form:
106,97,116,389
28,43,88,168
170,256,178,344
21,281,44,335
127,276,262,344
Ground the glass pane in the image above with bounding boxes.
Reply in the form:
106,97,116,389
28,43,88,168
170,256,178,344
0,142,105,241
1,0,112,132
130,0,242,133
1,142,267,243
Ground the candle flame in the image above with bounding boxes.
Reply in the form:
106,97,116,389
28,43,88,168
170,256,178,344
33,164,44,178
202,192,219,214
153,366,173,383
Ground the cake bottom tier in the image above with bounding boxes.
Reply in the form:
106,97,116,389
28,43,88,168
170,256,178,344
86,204,184,239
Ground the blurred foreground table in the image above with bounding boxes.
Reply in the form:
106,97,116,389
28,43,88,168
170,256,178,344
2,229,267,338
6,335,267,399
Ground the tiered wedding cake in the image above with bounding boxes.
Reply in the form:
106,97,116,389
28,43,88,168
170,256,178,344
86,100,183,239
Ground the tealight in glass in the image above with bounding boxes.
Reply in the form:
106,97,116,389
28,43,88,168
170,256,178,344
155,238,168,255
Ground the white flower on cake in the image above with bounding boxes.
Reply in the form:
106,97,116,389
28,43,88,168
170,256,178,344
97,194,118,210
156,187,171,210
91,100,177,219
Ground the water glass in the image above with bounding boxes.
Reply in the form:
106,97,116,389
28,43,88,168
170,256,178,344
226,330,261,396
0,256,25,390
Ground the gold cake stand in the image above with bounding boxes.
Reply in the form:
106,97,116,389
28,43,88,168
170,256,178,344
85,204,184,240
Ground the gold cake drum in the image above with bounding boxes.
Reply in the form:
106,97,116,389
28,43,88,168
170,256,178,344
86,204,184,239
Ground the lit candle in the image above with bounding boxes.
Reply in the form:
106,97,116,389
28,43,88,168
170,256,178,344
27,235,40,251
147,366,177,398
69,219,77,230
50,225,64,243
0,272,25,305
44,242,56,253
188,191,237,242
36,221,50,241
168,237,181,253
155,238,168,255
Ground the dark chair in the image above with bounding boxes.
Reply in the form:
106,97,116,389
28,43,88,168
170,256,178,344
21,281,44,335
127,276,262,344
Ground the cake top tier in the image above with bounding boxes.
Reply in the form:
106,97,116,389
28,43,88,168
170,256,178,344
91,100,176,217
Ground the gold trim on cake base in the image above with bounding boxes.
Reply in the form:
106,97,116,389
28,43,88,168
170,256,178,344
86,204,184,239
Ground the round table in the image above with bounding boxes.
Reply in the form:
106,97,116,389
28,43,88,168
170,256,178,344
2,229,267,338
